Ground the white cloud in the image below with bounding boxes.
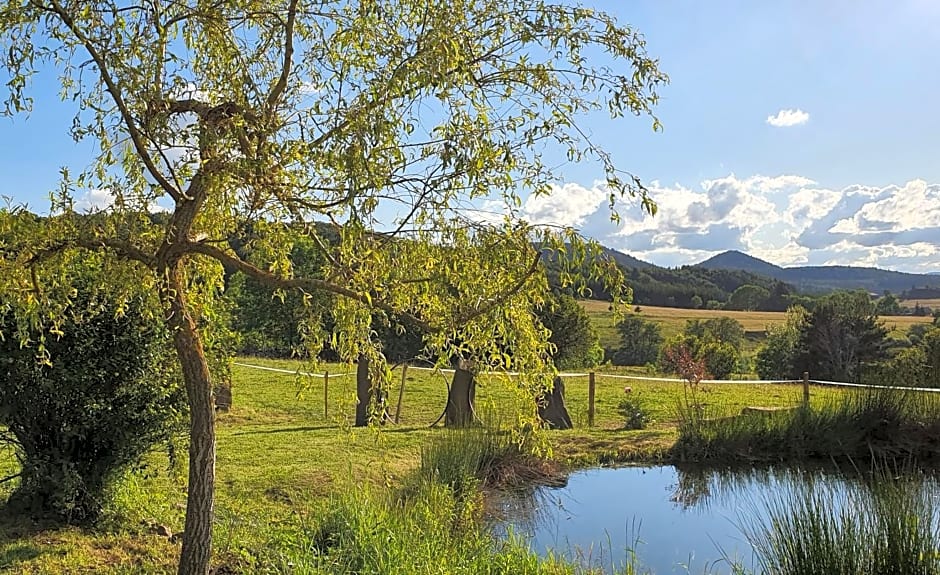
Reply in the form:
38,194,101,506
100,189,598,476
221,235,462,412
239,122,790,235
521,181,609,227
564,175,940,274
73,188,115,212
766,108,810,127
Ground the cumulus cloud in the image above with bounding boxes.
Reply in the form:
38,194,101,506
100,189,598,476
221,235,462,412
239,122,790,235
521,181,609,227
766,108,810,127
73,188,115,212
557,175,940,274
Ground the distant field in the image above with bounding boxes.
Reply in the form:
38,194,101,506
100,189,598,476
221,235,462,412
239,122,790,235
579,300,934,353
901,298,940,309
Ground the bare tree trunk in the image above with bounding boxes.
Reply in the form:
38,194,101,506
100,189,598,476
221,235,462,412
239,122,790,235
167,266,215,575
538,376,573,429
445,359,476,427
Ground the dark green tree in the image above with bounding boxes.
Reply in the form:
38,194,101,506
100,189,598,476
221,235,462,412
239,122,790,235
611,315,664,366
537,294,603,370
684,317,745,350
727,284,770,311
795,291,889,382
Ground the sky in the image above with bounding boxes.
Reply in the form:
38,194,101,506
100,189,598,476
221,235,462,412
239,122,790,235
1,0,939,273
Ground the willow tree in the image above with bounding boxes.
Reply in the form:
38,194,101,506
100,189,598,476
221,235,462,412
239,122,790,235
0,1,665,573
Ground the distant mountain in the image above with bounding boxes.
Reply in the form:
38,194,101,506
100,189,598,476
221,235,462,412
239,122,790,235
598,246,656,270
545,246,795,309
697,250,783,277
696,250,940,294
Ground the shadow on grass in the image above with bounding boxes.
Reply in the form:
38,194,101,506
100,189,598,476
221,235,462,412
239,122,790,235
0,542,42,569
232,424,336,436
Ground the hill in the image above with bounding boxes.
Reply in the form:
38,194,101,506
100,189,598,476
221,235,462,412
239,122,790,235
696,250,940,294
546,246,795,310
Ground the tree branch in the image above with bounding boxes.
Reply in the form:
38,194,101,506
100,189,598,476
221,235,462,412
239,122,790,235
183,241,435,333
36,0,183,203
454,250,543,326
266,0,299,113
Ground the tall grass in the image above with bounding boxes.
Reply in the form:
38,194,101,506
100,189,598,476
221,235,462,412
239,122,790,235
673,387,940,464
269,482,582,574
410,424,564,499
741,474,940,575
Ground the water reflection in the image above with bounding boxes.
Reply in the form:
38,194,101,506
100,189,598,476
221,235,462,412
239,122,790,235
494,464,940,574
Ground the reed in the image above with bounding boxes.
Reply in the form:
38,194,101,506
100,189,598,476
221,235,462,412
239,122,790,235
741,473,940,575
673,386,940,464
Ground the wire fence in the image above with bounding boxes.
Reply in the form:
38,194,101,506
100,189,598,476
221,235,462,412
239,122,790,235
232,361,940,427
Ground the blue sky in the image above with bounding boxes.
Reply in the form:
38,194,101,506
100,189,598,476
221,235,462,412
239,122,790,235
2,1,940,273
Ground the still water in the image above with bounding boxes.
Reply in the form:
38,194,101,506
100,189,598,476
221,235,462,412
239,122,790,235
493,465,938,574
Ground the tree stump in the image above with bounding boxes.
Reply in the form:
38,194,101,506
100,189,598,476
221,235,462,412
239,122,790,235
538,376,573,429
445,359,476,427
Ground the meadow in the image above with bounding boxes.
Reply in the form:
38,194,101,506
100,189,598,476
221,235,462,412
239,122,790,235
579,300,935,353
0,358,837,573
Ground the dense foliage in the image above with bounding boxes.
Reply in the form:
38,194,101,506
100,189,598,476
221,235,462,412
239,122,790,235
755,306,809,380
794,291,889,382
610,314,663,366
0,286,184,523
536,293,603,370
658,317,746,379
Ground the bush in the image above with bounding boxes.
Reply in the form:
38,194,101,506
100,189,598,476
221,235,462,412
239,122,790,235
0,288,184,523
611,315,663,366
618,396,652,430
700,341,738,380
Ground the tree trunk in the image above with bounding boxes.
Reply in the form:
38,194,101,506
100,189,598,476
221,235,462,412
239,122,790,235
355,354,371,427
167,266,216,575
538,376,573,429
445,360,476,427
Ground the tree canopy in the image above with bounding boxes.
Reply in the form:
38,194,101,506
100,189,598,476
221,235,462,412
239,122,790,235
0,2,666,573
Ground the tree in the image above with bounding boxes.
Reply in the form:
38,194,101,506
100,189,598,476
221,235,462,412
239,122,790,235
690,295,703,309
537,293,603,370
611,315,663,366
875,291,903,316
0,3,666,573
727,284,769,312
684,317,745,351
755,305,808,379
795,291,889,382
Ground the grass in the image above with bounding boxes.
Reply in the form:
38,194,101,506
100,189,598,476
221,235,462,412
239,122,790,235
741,471,940,575
672,386,940,464
578,300,935,354
0,356,871,573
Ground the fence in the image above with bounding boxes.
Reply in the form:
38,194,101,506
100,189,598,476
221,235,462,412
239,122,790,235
233,361,940,427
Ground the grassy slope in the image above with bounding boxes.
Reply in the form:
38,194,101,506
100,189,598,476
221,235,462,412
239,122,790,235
0,359,847,573
580,300,934,353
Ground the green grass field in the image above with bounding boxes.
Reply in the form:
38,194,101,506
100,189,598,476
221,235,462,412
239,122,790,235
580,300,935,353
0,357,845,573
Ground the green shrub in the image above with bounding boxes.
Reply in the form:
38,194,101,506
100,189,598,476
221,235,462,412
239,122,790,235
617,396,652,430
0,288,184,523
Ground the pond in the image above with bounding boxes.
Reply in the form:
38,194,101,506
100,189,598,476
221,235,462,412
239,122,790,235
492,465,940,574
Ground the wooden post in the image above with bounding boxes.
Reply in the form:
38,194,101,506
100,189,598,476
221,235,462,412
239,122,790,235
395,363,408,424
588,372,596,427
324,370,329,418
802,371,810,408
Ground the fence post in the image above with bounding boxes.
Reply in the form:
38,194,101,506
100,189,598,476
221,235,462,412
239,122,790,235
395,363,408,424
324,370,329,418
802,371,810,408
588,371,596,427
